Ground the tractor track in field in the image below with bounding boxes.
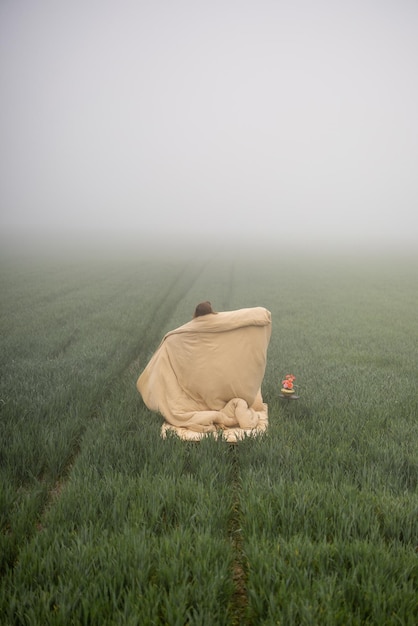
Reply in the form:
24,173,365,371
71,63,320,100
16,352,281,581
19,261,209,548
229,443,250,625
222,267,250,624
218,269,250,624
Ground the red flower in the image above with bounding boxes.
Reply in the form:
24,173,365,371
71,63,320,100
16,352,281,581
281,374,296,389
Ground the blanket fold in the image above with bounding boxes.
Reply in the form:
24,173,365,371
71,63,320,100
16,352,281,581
137,307,271,440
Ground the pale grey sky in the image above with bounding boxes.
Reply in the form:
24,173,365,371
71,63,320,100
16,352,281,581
1,0,417,251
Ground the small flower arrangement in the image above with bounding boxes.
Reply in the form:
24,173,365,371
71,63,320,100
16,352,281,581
281,374,296,394
282,374,296,390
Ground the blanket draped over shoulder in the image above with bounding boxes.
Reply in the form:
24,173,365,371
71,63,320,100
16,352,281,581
136,307,271,440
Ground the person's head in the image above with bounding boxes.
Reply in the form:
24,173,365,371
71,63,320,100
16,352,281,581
193,301,216,318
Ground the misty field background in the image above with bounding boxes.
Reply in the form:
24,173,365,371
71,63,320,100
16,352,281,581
0,249,417,625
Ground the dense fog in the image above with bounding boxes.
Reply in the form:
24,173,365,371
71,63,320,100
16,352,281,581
1,0,418,256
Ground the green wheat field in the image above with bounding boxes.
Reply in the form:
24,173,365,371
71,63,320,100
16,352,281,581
1,247,417,625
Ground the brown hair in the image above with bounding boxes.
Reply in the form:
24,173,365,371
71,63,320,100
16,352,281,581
193,301,216,318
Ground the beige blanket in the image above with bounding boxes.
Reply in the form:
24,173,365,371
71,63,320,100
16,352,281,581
136,307,271,441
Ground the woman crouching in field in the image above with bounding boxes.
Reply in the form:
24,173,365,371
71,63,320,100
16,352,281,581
137,301,271,441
